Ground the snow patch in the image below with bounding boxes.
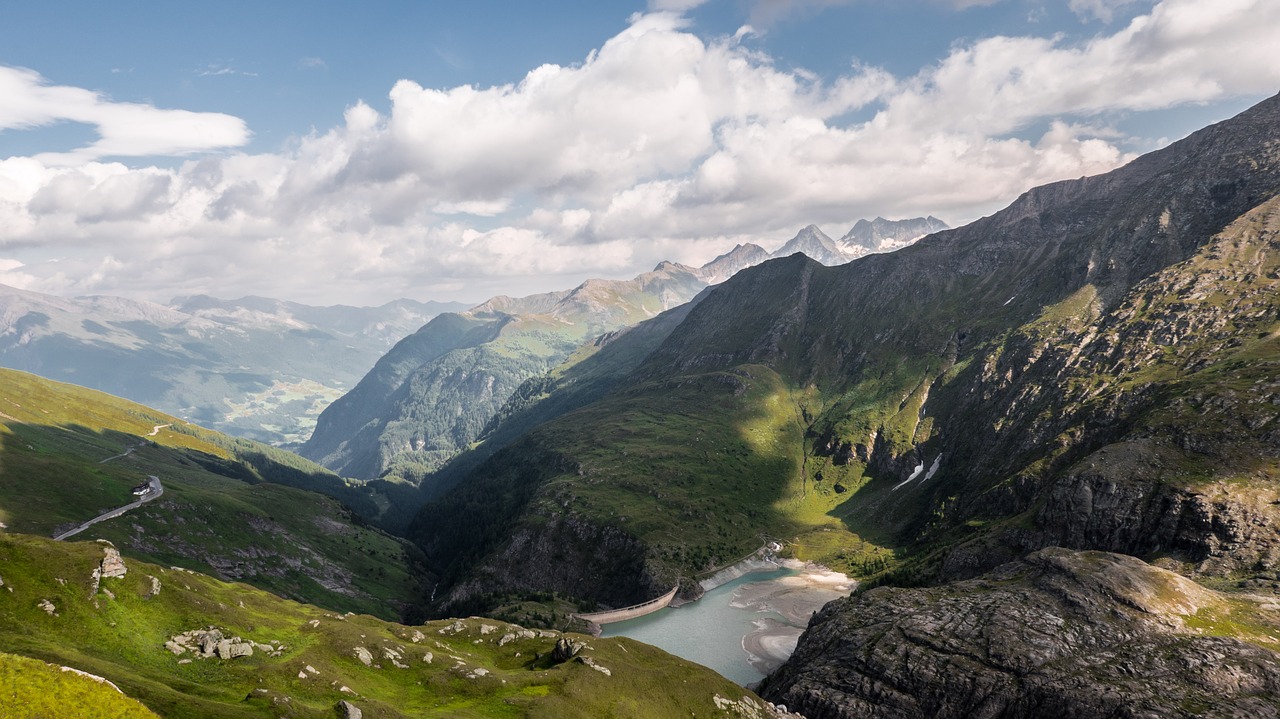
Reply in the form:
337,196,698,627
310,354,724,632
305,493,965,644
891,461,926,492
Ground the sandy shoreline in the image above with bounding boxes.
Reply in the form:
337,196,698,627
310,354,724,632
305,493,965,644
735,559,854,674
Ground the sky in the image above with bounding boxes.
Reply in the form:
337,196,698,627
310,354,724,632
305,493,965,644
0,0,1277,307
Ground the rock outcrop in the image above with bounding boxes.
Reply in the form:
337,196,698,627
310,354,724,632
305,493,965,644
761,548,1280,719
100,542,127,578
165,627,282,660
551,637,584,663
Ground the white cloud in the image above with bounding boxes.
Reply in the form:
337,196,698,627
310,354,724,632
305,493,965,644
1068,0,1146,22
0,66,249,165
648,0,711,11
740,0,1006,27
0,0,1276,305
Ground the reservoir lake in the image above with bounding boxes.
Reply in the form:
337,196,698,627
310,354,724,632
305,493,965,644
600,561,853,685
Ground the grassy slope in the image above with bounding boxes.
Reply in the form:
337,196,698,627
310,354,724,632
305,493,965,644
373,300,706,534
0,368,418,620
0,534,770,719
0,651,162,719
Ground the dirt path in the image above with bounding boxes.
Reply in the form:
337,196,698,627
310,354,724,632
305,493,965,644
98,425,170,464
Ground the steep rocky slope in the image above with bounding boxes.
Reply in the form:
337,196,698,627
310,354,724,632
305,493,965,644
407,90,1280,660
761,548,1280,718
299,261,713,490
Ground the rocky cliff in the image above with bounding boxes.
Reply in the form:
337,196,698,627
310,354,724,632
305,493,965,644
761,548,1280,718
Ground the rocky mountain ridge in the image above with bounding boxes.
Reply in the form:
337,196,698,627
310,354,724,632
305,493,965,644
768,217,951,266
301,217,945,507
298,260,712,494
403,93,1280,715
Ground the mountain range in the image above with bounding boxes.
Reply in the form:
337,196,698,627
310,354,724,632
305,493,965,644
3,92,1279,718
771,216,949,266
0,288,467,446
399,93,1280,715
299,216,947,513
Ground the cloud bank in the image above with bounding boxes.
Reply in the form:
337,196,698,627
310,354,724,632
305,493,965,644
0,0,1277,305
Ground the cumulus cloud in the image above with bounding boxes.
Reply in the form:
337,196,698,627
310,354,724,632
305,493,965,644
0,0,1276,305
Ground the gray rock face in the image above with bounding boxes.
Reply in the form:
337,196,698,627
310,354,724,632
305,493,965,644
551,637,583,663
695,243,770,284
761,549,1280,719
337,700,362,719
215,639,253,659
99,544,127,579
771,225,848,266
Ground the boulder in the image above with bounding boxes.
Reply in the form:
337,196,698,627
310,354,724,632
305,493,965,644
215,640,253,659
200,630,223,656
336,700,362,718
551,637,583,663
98,544,127,579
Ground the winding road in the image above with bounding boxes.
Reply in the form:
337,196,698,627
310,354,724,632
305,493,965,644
53,475,163,540
53,425,170,541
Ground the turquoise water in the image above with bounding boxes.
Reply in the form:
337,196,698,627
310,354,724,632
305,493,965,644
600,568,796,686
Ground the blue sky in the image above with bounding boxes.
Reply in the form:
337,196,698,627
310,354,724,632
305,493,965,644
0,0,1276,305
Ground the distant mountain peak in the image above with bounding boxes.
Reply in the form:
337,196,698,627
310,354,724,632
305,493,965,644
838,215,949,253
770,225,847,266
696,243,770,284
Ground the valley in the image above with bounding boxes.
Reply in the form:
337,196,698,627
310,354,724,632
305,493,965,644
5,0,1280,715
1,93,1279,718
0,290,468,446
0,367,418,620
